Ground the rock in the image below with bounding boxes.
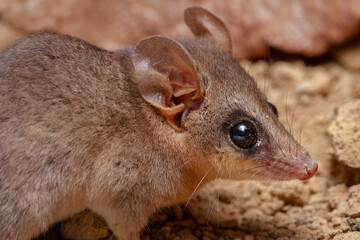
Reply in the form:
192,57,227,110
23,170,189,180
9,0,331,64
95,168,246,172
0,21,24,52
352,73,360,98
148,213,168,228
141,235,151,240
270,181,310,206
1,0,360,58
327,184,349,212
347,185,360,218
176,229,198,240
296,68,332,96
328,100,360,168
60,210,110,240
334,40,360,70
270,61,306,85
202,230,218,239
221,229,247,239
217,190,235,204
346,217,360,231
260,199,285,215
218,219,238,229
173,220,191,228
333,231,360,240
244,235,255,240
35,225,62,240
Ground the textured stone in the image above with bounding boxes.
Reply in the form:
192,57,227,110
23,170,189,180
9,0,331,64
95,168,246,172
347,185,360,218
333,231,360,240
328,100,360,168
327,184,349,212
270,181,310,206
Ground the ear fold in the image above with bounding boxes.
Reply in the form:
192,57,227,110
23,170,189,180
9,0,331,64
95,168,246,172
185,6,232,52
132,35,205,132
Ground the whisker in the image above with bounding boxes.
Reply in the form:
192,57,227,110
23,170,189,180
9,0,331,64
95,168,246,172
266,169,279,184
224,160,231,179
207,185,221,225
211,170,224,223
288,136,295,160
299,128,303,146
297,112,310,146
206,158,223,220
184,165,214,210
251,165,275,180
228,193,237,207
236,164,268,175
285,87,290,135
265,45,272,98
290,96,300,137
269,133,287,158
173,158,193,170
279,170,287,181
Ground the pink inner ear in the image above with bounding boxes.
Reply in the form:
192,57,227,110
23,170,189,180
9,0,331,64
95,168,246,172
162,66,205,131
169,68,198,99
169,68,197,89
182,71,196,87
169,67,204,111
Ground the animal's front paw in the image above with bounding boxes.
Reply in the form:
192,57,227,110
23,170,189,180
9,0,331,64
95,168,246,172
172,197,199,221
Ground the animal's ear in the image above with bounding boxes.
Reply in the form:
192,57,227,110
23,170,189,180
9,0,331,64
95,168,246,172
132,35,205,132
185,6,232,52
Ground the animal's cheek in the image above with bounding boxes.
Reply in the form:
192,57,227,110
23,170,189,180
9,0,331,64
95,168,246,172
212,151,264,180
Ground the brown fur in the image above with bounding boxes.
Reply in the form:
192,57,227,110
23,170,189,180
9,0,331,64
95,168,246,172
0,7,317,240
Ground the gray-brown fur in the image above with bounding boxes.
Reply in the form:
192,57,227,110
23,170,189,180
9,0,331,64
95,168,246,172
0,7,317,240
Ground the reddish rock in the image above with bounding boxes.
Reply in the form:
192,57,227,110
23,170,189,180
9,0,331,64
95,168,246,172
333,40,360,70
0,0,360,58
0,21,24,51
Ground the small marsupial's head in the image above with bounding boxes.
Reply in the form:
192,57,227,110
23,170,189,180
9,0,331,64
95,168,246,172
131,6,318,182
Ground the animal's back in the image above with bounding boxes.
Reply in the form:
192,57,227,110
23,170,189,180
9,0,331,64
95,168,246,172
0,33,137,239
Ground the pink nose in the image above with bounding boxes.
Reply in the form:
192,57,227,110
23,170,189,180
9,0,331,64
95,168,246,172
299,162,318,180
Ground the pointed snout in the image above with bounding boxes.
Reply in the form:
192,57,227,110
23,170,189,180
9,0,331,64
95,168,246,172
299,161,318,180
294,154,318,181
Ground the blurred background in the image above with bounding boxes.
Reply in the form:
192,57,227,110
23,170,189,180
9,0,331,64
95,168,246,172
1,0,360,61
1,1,360,240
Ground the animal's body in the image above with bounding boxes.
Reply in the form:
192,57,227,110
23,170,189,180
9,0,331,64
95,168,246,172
0,7,317,240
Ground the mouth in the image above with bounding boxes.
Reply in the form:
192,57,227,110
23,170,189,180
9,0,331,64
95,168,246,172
263,154,318,181
234,153,318,181
298,161,318,180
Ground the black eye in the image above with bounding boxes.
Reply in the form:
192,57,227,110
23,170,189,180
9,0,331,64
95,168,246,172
268,102,278,117
229,120,258,149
